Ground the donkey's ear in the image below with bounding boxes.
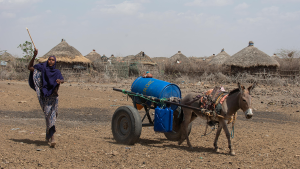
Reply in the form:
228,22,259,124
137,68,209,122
248,82,256,94
238,82,245,93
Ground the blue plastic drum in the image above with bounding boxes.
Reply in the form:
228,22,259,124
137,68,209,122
131,76,181,110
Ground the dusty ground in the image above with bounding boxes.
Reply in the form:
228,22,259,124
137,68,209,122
0,80,300,169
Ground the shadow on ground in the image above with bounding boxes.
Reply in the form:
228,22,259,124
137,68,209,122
0,107,112,122
10,139,49,146
238,111,299,124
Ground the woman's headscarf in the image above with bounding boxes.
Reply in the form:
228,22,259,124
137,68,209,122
29,56,64,97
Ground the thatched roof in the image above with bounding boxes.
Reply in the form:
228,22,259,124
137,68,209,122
209,48,230,65
169,51,190,64
85,49,101,62
38,39,91,64
223,41,280,68
271,54,281,62
0,51,14,62
123,51,156,65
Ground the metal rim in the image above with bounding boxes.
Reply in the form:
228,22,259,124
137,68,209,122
116,113,131,137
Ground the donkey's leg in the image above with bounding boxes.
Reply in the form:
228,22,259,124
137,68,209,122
178,110,193,149
221,120,235,156
213,122,223,153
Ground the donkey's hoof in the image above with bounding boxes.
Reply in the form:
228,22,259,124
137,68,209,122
178,140,183,145
215,148,220,153
230,151,236,156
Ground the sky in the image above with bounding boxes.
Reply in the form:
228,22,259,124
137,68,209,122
1,0,300,58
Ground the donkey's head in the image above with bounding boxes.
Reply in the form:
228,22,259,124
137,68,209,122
237,82,256,119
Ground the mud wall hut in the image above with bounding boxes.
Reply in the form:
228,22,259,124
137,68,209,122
223,41,280,75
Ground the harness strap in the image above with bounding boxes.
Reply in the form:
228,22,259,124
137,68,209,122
203,116,209,136
230,112,237,138
185,95,202,105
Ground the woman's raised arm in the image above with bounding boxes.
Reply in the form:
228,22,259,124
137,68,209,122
28,49,38,72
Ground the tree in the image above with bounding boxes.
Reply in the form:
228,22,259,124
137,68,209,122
17,41,34,60
276,48,300,70
276,49,300,59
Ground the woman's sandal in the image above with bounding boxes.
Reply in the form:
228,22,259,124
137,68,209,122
50,141,56,148
49,137,56,148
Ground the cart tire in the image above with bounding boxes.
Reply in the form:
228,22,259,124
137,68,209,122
164,109,192,141
111,106,142,145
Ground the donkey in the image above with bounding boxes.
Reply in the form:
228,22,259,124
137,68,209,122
178,82,255,155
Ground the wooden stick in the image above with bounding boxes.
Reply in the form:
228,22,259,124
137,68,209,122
26,27,36,49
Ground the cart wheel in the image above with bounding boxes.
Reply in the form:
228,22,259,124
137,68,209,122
164,109,192,141
111,106,142,145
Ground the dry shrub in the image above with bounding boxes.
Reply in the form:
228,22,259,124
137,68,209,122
278,58,299,71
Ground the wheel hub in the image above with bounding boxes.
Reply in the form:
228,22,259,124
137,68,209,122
120,117,129,135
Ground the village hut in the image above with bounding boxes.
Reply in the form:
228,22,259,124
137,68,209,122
122,51,156,64
38,39,91,71
169,51,190,65
223,41,280,75
271,53,281,63
209,48,231,66
0,51,14,66
122,51,158,76
84,49,106,71
85,49,101,62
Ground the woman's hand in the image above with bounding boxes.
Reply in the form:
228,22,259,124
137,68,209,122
33,49,38,56
28,48,38,71
56,79,64,84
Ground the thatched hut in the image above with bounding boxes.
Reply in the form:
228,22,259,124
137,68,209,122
224,41,280,75
169,51,190,65
0,51,14,66
38,39,91,71
85,49,101,62
209,48,230,66
123,51,158,76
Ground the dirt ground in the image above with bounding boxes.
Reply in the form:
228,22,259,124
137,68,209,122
0,79,300,169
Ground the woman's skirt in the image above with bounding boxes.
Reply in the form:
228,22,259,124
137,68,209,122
33,69,58,139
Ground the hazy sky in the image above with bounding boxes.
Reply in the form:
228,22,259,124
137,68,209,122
1,0,300,58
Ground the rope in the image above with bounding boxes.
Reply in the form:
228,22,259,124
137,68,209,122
231,125,234,138
201,126,216,137
159,98,168,108
121,89,171,106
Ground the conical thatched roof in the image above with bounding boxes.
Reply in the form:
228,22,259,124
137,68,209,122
224,41,280,68
85,49,101,62
169,51,190,64
209,48,230,65
0,51,14,62
38,39,91,64
123,51,156,65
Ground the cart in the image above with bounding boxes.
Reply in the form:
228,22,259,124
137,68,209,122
111,77,217,145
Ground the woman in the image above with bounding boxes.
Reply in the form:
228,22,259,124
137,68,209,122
28,49,64,148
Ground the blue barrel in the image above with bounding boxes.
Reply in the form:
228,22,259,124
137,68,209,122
131,76,181,110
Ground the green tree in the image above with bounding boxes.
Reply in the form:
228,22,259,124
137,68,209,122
17,41,34,60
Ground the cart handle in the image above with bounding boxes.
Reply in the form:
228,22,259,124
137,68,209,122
113,88,224,119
